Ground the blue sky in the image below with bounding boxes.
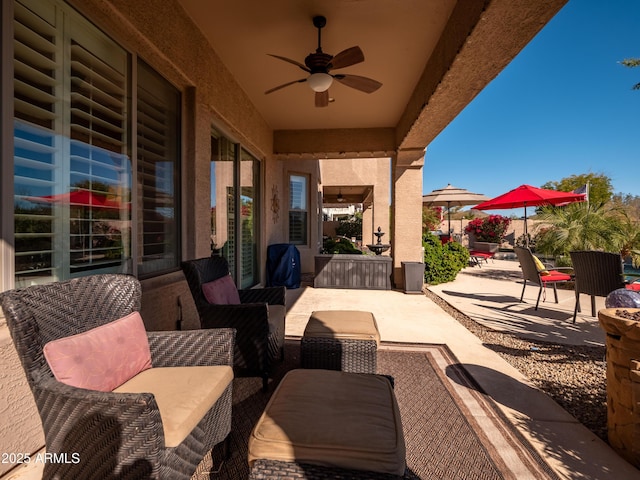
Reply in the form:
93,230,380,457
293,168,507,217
423,0,640,212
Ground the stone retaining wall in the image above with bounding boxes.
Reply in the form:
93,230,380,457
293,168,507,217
598,308,640,468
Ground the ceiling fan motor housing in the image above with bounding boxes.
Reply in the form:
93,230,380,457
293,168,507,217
305,52,333,73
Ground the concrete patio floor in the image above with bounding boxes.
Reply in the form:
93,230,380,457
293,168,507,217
285,258,639,480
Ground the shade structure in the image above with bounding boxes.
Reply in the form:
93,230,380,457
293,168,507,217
422,184,489,233
473,184,587,244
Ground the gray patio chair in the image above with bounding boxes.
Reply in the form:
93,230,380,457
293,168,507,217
0,274,234,479
514,246,573,310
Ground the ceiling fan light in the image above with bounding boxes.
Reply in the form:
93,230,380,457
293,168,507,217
308,73,333,92
337,191,344,202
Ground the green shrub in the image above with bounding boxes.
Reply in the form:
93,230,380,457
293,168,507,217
423,233,469,285
335,214,362,240
322,237,362,254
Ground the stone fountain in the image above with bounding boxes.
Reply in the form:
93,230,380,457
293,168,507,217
367,226,390,255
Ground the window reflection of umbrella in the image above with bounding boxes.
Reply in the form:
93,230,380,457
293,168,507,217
422,184,489,234
26,190,128,260
473,184,587,245
29,190,123,209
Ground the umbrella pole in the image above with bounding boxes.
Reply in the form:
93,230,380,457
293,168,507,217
524,205,528,247
447,201,451,234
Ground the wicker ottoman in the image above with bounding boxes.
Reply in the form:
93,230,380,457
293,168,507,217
248,369,406,478
301,310,380,374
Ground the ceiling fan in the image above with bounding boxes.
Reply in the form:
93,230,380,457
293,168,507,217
265,15,382,107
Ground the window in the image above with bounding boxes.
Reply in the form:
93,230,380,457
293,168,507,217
289,174,308,245
11,0,180,285
210,132,236,272
210,129,260,288
239,148,259,288
136,60,181,277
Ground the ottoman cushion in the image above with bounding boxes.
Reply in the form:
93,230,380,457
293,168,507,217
248,369,405,475
304,310,380,345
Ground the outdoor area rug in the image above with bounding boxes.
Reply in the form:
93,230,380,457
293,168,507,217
193,340,559,479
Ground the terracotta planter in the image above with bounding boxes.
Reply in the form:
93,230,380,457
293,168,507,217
472,242,499,253
598,308,640,468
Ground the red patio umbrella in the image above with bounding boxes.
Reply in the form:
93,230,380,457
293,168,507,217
473,184,586,245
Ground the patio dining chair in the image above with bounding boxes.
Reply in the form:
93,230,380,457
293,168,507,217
0,274,235,480
569,250,636,324
514,246,573,310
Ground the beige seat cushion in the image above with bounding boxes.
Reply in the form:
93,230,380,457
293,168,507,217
114,365,233,447
304,310,380,345
248,369,405,475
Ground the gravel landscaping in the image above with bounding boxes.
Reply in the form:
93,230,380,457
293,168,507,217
424,289,608,442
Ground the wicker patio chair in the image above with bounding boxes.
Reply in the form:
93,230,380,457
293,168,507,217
182,255,286,390
0,274,235,480
569,250,629,324
514,246,573,310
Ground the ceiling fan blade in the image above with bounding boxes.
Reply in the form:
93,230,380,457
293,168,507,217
267,54,311,73
315,90,329,108
330,46,364,69
265,78,307,94
334,74,382,93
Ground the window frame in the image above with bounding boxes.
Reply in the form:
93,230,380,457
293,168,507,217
4,0,183,288
288,173,309,246
210,127,261,288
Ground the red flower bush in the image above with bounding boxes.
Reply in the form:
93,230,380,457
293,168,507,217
464,215,511,243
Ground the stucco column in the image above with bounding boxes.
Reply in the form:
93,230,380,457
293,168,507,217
391,149,424,287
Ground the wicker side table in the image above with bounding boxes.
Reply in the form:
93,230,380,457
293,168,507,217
300,310,380,374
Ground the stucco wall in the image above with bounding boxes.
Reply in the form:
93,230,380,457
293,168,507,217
438,218,545,247
0,322,44,477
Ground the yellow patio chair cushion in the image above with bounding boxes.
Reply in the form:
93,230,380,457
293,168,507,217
533,255,550,275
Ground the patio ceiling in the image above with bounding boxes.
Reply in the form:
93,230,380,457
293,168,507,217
177,0,567,157
322,185,373,206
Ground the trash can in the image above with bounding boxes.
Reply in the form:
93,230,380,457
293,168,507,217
401,261,424,294
266,244,301,289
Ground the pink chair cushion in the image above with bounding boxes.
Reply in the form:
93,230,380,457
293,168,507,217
202,275,240,305
43,311,152,392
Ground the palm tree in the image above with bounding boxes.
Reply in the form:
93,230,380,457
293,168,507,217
608,208,640,267
534,202,622,257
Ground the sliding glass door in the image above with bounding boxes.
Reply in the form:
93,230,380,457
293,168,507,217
210,129,260,287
